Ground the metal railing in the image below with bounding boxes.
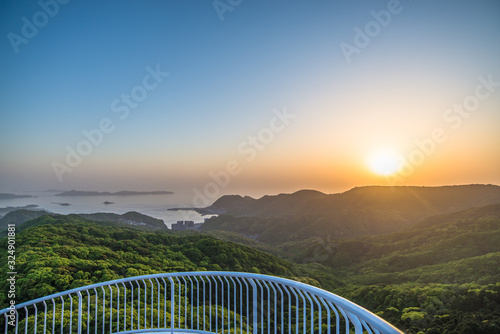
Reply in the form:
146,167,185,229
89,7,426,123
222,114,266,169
1,272,403,334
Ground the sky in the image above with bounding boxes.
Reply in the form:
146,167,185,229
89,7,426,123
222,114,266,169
1,0,499,201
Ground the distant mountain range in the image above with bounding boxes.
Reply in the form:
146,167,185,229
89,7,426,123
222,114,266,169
54,190,174,196
201,184,500,241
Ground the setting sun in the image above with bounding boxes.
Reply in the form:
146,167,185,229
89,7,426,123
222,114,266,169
368,149,400,176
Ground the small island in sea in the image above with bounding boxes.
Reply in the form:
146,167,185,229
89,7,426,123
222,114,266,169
51,202,71,206
55,190,174,197
0,193,35,200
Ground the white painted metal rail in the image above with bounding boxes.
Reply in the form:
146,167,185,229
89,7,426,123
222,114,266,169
0,272,403,334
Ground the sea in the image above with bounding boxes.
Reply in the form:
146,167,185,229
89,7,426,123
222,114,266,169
0,191,214,229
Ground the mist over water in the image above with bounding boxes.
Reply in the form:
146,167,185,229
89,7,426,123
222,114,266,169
0,191,212,228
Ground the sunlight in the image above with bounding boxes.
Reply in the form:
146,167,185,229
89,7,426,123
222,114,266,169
368,148,400,176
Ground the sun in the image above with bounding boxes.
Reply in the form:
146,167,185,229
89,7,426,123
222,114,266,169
368,148,400,176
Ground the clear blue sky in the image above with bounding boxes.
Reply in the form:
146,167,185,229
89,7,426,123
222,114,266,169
1,0,499,199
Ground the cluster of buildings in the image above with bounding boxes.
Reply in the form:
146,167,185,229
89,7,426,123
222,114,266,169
171,220,203,231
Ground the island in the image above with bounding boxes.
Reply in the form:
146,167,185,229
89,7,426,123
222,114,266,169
0,193,35,200
55,190,174,196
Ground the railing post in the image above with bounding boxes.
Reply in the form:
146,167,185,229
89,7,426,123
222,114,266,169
249,278,258,334
116,283,120,332
33,304,37,334
346,311,363,334
42,301,47,334
77,292,82,334
109,285,113,334
168,277,175,334
24,306,28,334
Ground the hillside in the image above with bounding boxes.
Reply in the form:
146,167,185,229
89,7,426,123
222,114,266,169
202,201,500,333
77,211,167,230
203,202,500,286
294,203,500,334
0,209,51,233
202,185,500,240
289,203,500,284
0,215,297,305
208,185,500,218
0,209,168,235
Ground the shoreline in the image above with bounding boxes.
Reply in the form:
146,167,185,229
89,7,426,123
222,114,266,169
168,207,222,216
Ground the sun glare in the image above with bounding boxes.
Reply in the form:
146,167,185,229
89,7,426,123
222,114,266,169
368,149,400,176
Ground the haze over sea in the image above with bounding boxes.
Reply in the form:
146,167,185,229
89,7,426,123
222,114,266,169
0,191,212,228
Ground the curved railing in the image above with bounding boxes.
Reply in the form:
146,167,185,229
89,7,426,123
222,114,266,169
1,272,403,334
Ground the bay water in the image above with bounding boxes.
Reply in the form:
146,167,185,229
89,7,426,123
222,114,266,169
0,191,213,229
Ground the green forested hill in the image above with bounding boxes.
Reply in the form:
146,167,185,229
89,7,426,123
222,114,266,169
208,185,500,220
0,215,295,306
0,209,51,233
202,201,500,333
410,203,500,230
0,209,168,236
283,203,500,284
202,185,500,240
285,203,500,333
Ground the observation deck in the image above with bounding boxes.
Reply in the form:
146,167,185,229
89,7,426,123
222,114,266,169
1,272,403,334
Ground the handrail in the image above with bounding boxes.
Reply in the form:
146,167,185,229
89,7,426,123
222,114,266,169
1,271,404,334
